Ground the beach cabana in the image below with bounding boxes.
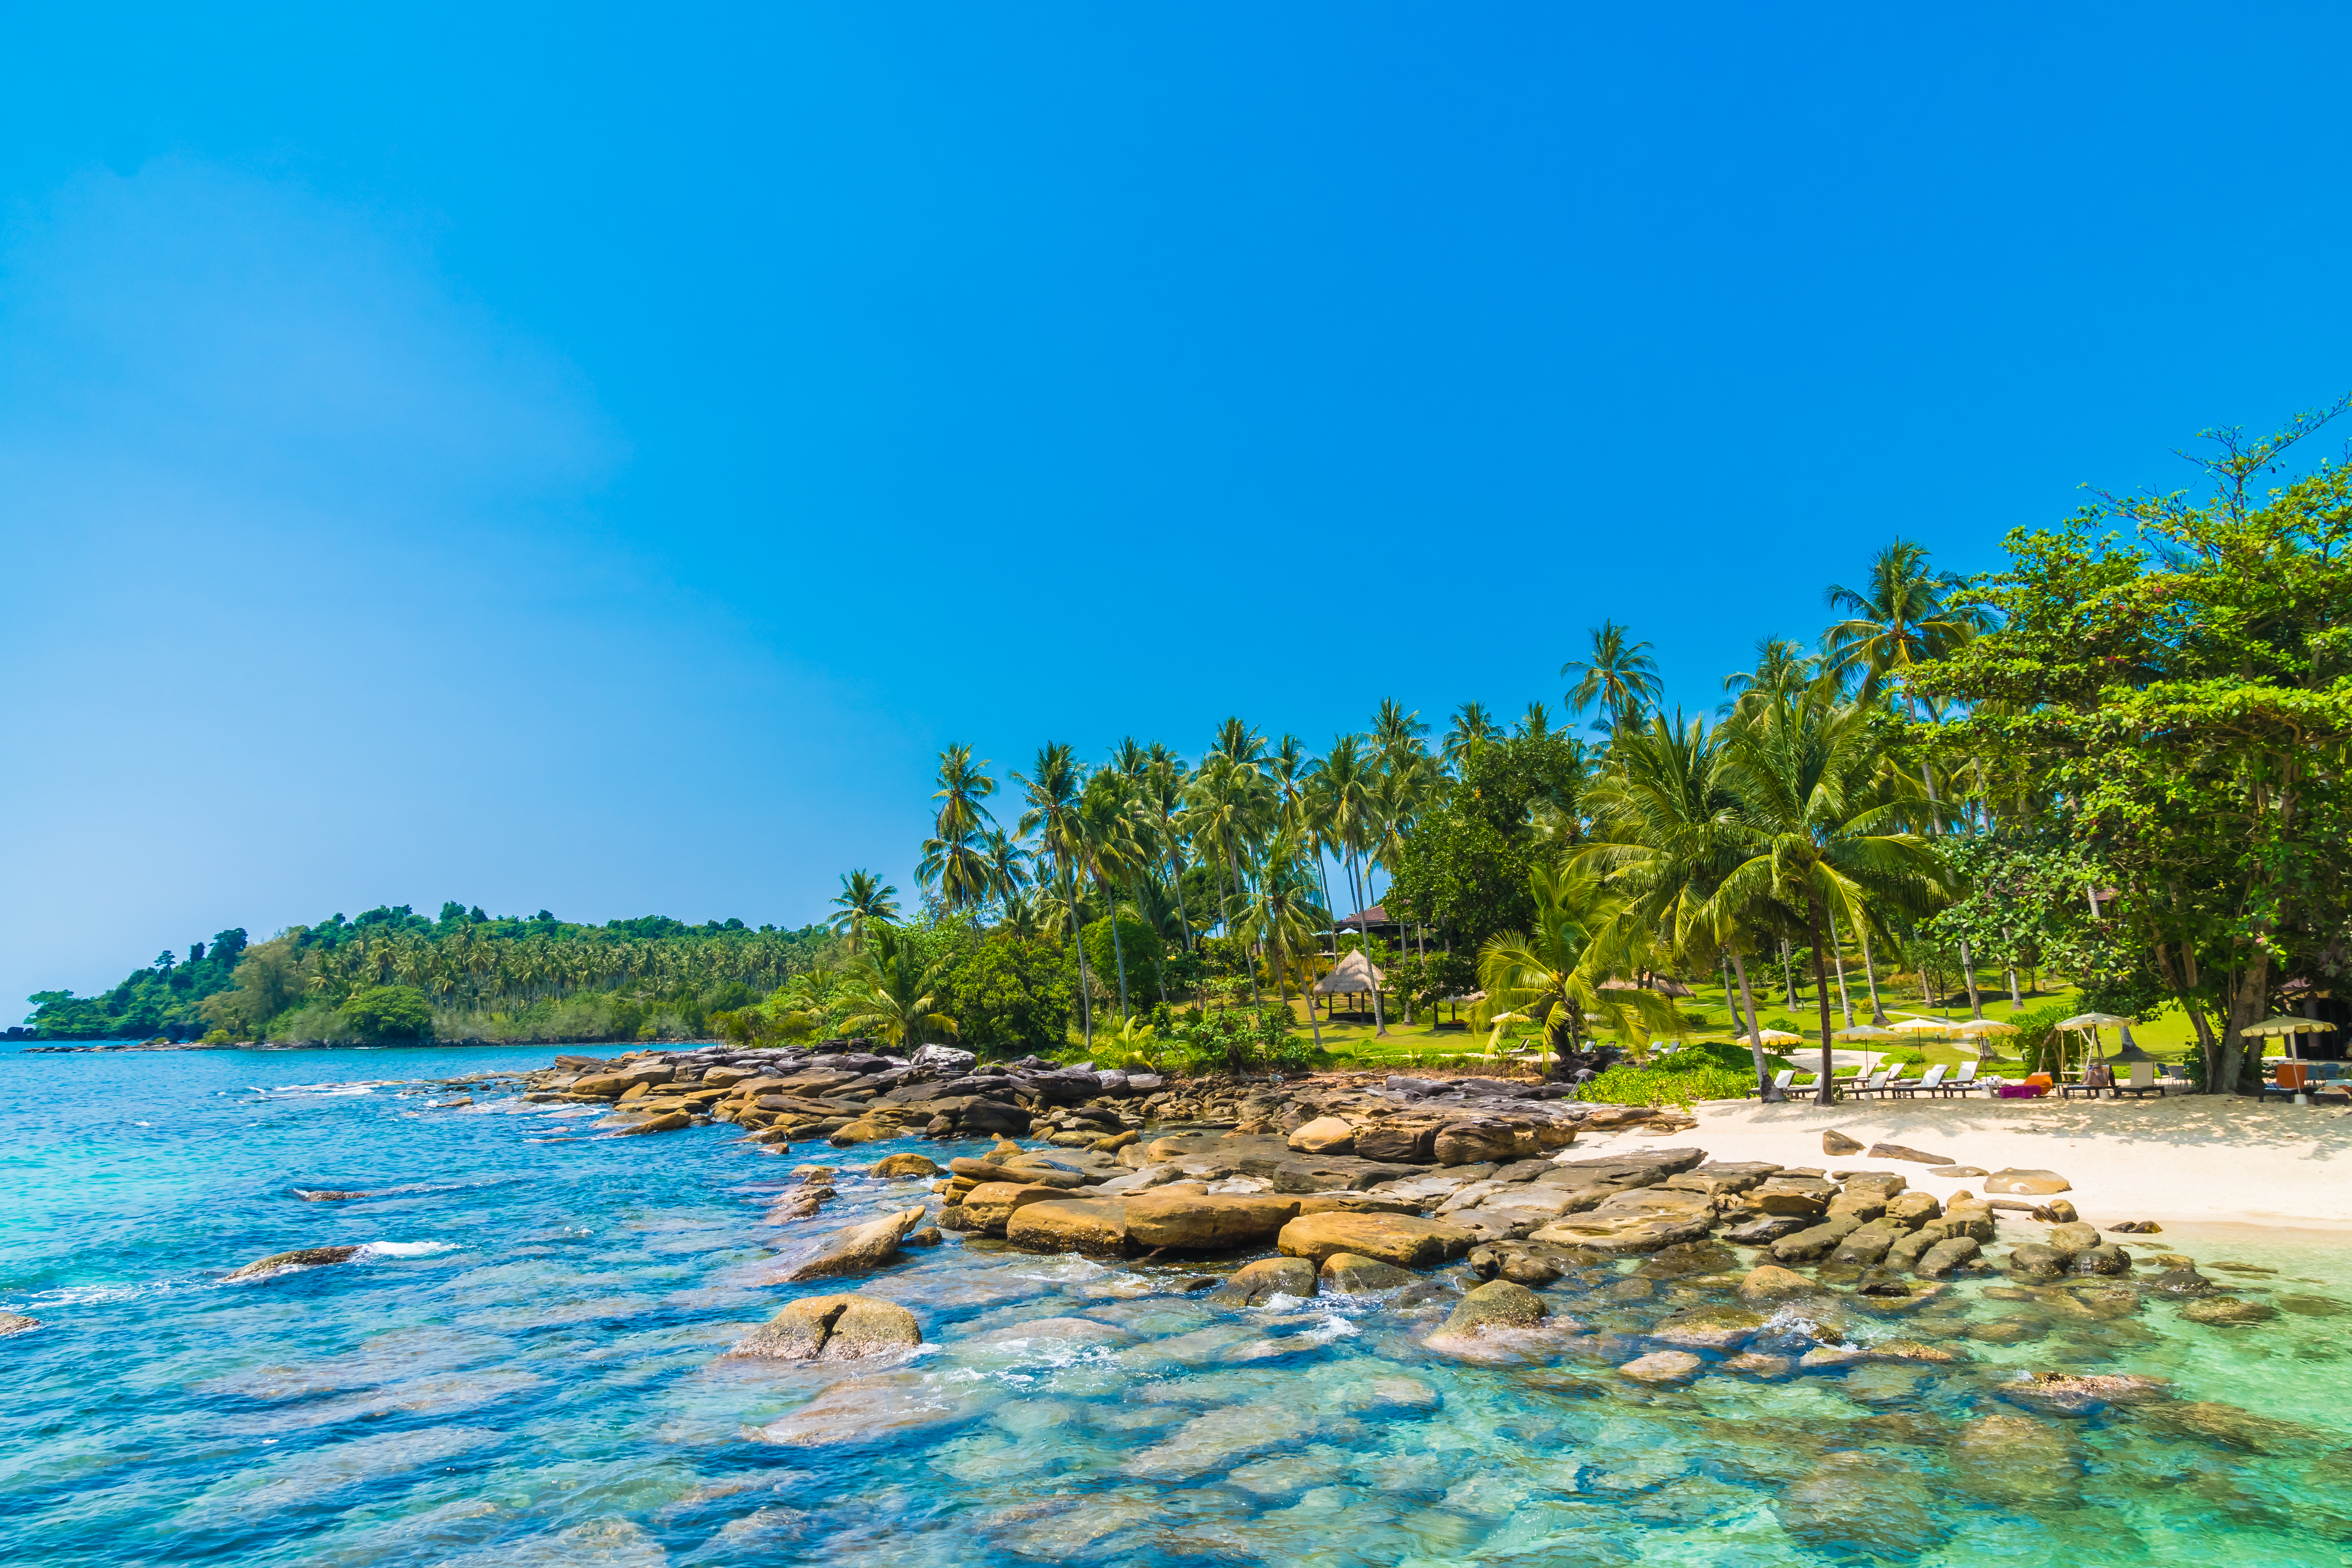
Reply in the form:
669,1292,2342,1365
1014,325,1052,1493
1313,949,1388,1020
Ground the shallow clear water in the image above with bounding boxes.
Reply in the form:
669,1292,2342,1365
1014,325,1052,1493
5,1047,2352,1566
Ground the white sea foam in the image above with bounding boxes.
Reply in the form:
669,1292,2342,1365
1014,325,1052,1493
355,1241,460,1260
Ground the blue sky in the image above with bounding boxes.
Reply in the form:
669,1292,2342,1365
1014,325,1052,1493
6,4,2351,1012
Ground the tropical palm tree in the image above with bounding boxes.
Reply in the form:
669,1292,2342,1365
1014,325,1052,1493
1477,865,1683,1076
1719,637,1818,717
1319,733,1389,1035
836,926,956,1049
1563,621,1662,735
1516,701,1553,739
1443,701,1501,764
1141,744,1198,954
980,827,1031,913
916,744,999,915
1700,688,1950,1103
1821,540,1992,717
828,871,899,953
1014,742,1098,1047
1576,710,1784,1092
1241,829,1327,1054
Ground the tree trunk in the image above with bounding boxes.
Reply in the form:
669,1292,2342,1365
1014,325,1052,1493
1728,945,1769,1096
1780,939,1799,1008
1958,937,1984,1019
1827,908,1855,1028
1351,851,1388,1036
1067,865,1094,1050
1808,905,1839,1106
2218,946,2271,1095
1857,921,1887,1025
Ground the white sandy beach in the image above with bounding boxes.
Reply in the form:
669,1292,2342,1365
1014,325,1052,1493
1573,1094,2352,1230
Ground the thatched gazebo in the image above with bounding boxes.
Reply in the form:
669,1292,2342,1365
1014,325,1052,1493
1314,949,1387,1020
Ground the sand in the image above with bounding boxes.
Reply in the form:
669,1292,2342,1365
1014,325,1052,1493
1570,1093,2352,1230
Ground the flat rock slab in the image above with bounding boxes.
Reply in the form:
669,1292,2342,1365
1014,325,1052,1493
1279,1211,1478,1269
1619,1350,1704,1383
1006,1198,1131,1255
1868,1143,1955,1166
748,1371,984,1446
1984,1169,2073,1195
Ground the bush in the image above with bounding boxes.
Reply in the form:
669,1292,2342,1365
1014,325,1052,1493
1174,1004,1313,1076
1577,1063,1753,1108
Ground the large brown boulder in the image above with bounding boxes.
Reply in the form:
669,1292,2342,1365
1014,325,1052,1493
1286,1116,1357,1155
1124,1193,1303,1251
1005,1199,1131,1256
869,1153,941,1179
770,1205,928,1283
1433,1119,1544,1165
731,1293,921,1361
958,1182,1073,1237
1739,1264,1817,1304
1321,1252,1415,1292
1354,1120,1440,1163
1279,1211,1477,1269
1750,1176,1838,1216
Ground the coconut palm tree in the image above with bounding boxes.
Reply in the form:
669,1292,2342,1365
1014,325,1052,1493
1141,744,1198,954
1076,767,1149,1018
1719,637,1819,717
1821,540,1992,716
1477,864,1683,1076
1442,701,1501,764
980,828,1031,913
1563,621,1662,736
916,744,999,916
1700,688,1951,1103
1576,710,1786,1093
828,871,899,953
1241,828,1327,1054
836,926,956,1049
1516,701,1553,739
1014,742,1098,1048
1319,733,1389,1035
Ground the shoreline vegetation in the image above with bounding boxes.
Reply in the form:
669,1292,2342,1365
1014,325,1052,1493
19,403,2352,1111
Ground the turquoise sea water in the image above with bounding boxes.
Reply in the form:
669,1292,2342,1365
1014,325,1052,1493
5,1046,2352,1567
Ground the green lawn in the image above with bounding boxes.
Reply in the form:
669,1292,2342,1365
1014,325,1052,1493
1255,976,2288,1075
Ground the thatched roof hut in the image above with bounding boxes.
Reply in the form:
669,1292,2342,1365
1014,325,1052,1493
1313,949,1387,995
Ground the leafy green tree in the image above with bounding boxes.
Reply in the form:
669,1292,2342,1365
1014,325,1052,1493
937,934,1073,1057
1384,729,1586,949
340,985,434,1043
836,925,957,1048
1918,400,2352,1091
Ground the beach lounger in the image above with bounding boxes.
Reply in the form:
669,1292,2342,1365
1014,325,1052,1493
1746,1069,1796,1099
1889,1063,1947,1098
1935,1061,1981,1097
1837,1068,1891,1101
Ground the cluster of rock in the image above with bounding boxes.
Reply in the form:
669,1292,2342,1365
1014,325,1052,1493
516,1045,1695,1159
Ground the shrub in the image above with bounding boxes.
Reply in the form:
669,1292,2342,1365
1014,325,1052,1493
339,985,434,1043
1577,1062,1752,1108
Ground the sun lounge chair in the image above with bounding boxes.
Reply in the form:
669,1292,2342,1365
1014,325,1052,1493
1935,1061,1981,1097
1746,1068,1796,1099
1837,1068,1891,1101
1889,1063,1947,1099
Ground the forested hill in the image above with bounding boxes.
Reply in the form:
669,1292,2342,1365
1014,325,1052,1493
18,902,836,1044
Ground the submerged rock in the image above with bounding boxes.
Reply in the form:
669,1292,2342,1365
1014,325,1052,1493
746,1370,980,1446
1432,1280,1551,1343
1321,1252,1414,1292
1739,1265,1816,1304
0,1313,40,1337
1617,1350,1703,1383
731,1293,922,1362
2181,1297,2277,1326
1651,1306,1766,1351
224,1245,362,1281
1952,1414,2080,1504
1210,1257,1318,1307
769,1205,928,1284
1775,1452,1945,1559
2000,1370,2169,1416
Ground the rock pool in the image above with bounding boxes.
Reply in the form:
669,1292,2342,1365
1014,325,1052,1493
6,1047,2351,1566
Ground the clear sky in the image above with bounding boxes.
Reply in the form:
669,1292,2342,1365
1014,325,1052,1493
5,4,2351,1014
